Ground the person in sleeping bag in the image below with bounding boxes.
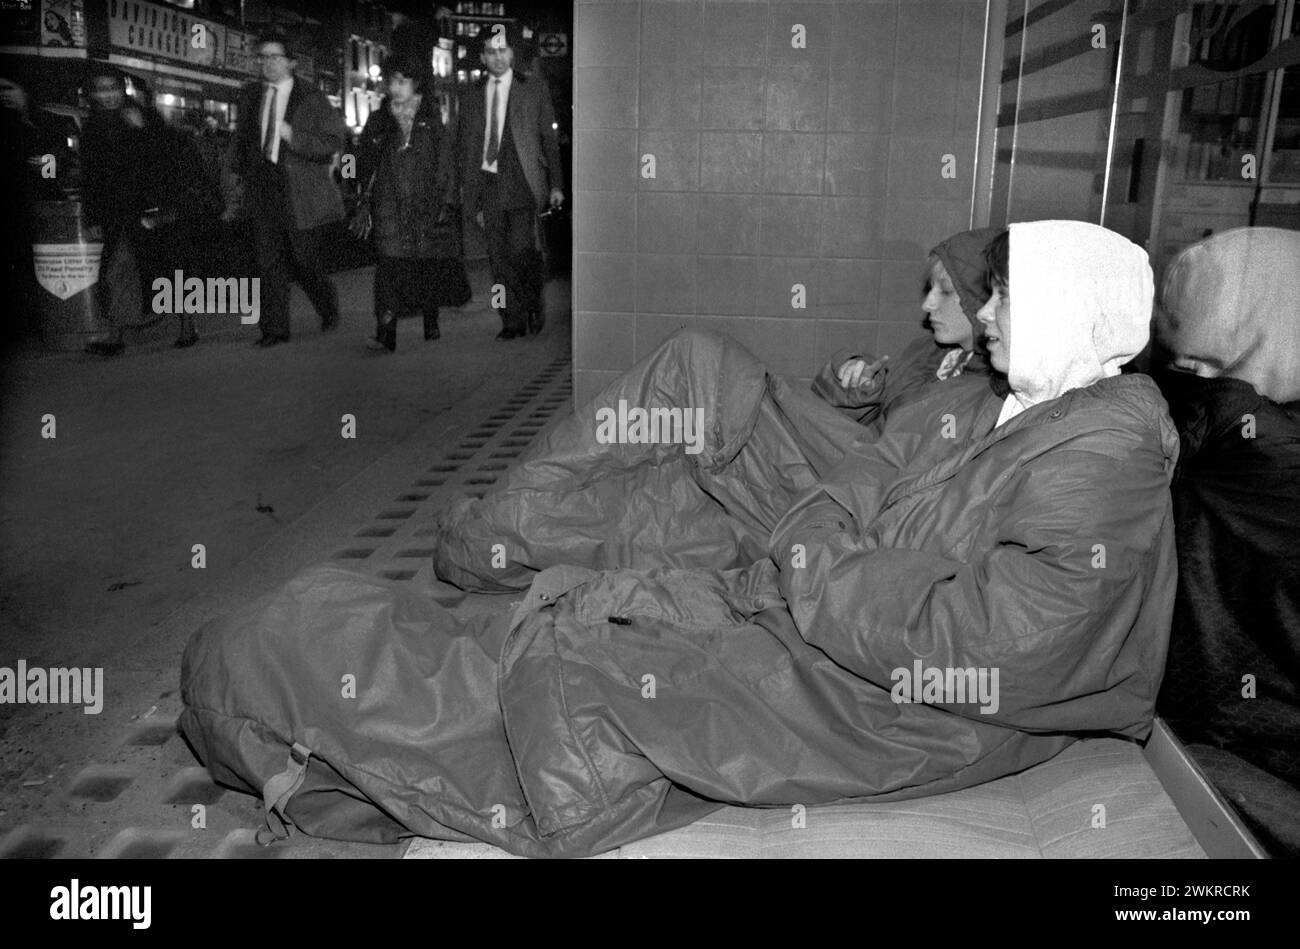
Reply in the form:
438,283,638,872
1150,226,1300,857
432,231,1001,593
811,227,1001,429
770,219,1177,736
180,220,1180,857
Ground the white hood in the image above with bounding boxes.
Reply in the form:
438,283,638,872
1157,226,1300,405
1004,221,1154,412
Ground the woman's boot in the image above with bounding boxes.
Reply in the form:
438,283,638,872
366,310,397,352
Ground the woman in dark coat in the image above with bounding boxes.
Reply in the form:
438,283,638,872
357,56,459,352
80,69,219,353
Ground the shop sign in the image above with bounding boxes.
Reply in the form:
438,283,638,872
225,28,259,77
108,0,225,68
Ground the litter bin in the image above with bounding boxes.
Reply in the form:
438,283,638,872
31,199,105,351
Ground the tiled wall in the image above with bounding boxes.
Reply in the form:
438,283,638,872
572,0,989,407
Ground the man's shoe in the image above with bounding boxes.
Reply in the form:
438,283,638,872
365,335,395,353
85,340,125,357
496,327,525,341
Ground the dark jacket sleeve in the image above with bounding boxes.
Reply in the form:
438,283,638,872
456,87,481,214
770,424,1174,735
436,109,458,206
78,123,111,227
811,345,882,420
534,78,563,194
229,84,258,178
356,108,386,189
811,336,943,426
282,89,345,163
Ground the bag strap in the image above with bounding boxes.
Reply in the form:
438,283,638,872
255,741,312,846
357,108,395,204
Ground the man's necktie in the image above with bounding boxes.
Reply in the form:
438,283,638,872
485,79,500,165
262,85,278,161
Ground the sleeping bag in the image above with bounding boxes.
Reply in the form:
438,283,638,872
180,222,1179,857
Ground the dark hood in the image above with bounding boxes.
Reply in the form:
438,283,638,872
929,226,1001,328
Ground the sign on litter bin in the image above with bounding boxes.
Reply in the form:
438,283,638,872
32,200,106,351
33,241,102,300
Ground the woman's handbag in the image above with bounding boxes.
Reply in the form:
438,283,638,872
347,169,378,241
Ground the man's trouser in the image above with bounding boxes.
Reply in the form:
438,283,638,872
250,161,338,340
481,172,541,333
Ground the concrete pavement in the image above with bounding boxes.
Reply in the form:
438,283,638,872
0,259,572,857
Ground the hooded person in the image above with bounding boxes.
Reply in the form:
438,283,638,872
1151,226,1300,857
181,220,1184,857
773,219,1178,735
811,227,1000,427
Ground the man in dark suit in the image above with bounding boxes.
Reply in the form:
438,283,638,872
458,25,564,340
232,29,346,346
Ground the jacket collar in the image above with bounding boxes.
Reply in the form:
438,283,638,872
882,374,1179,511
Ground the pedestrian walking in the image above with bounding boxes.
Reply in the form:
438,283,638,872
457,24,564,340
231,28,346,348
80,67,213,354
353,55,459,353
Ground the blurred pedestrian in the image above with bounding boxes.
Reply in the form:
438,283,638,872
79,68,145,355
231,28,346,348
79,68,214,353
354,55,458,353
457,24,564,340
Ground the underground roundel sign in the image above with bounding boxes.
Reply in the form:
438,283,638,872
538,32,567,57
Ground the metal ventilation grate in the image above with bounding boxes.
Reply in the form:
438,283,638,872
329,354,573,578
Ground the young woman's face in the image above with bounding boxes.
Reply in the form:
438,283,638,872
922,259,974,349
388,74,417,104
976,280,1011,374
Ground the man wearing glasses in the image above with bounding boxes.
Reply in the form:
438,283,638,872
232,29,346,347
